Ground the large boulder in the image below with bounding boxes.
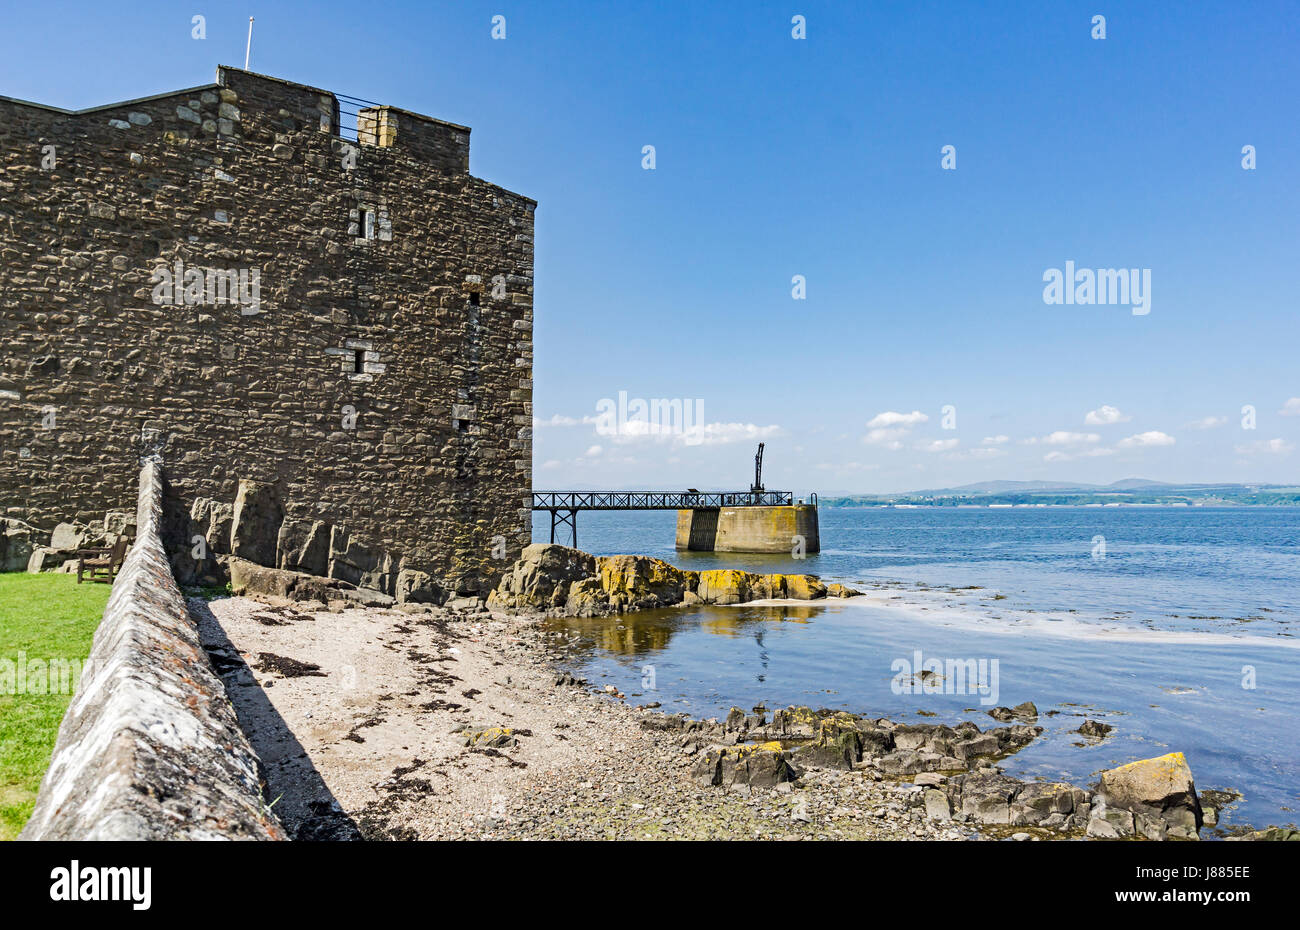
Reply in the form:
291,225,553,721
361,550,399,597
1096,752,1203,840
692,742,799,789
228,557,352,603
565,576,611,616
793,715,863,770
595,554,688,611
49,522,91,551
955,771,1024,825
325,525,394,594
277,519,331,576
230,480,283,568
695,570,826,604
103,511,134,540
1,518,46,572
1011,782,1086,826
177,498,230,585
27,547,73,573
487,544,598,611
696,569,754,605
395,567,441,604
783,574,828,600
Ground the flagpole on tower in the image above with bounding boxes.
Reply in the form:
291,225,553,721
245,17,254,70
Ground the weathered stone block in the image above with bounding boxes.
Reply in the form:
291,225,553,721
27,546,73,572
396,567,441,604
230,480,283,568
49,522,89,550
277,519,330,577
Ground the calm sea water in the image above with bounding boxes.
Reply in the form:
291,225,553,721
535,507,1300,835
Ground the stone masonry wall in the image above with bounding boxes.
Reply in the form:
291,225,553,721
20,457,285,840
0,66,534,595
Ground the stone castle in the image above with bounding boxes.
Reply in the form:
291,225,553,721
0,66,535,599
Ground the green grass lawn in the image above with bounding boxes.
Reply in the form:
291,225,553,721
0,572,110,840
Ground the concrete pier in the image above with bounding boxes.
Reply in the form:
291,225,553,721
675,503,820,554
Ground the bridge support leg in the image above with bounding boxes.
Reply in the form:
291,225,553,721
549,508,577,548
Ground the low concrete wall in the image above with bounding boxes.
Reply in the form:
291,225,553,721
20,457,284,840
676,504,821,554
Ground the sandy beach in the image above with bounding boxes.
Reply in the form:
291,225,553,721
191,595,977,841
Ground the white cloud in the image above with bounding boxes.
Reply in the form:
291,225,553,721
583,444,603,457
980,435,1009,445
1041,431,1101,446
1186,416,1227,430
1117,431,1176,448
1085,405,1131,426
1235,438,1295,455
968,447,1006,459
605,420,781,446
1279,398,1300,417
863,427,908,449
539,459,563,470
678,422,782,447
533,413,581,427
863,410,929,449
867,410,929,429
918,438,960,453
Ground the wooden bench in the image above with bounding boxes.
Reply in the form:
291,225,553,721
77,535,130,584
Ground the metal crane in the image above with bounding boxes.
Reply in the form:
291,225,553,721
750,442,765,495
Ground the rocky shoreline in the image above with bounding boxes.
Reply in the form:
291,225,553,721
488,543,860,616
191,587,1295,842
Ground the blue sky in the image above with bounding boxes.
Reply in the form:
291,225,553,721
4,1,1297,494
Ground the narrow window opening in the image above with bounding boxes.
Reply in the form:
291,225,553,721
469,291,480,306
352,349,365,373
359,208,375,240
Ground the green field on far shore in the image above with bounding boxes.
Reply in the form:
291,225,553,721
0,573,109,840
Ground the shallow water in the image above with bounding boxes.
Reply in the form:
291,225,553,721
536,507,1300,834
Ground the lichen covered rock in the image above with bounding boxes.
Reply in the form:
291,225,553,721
692,741,799,789
595,554,689,611
487,543,597,610
1096,752,1203,840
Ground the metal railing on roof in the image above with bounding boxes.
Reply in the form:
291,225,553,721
335,91,382,142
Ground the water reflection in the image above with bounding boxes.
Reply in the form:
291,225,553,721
542,603,825,658
541,597,1300,832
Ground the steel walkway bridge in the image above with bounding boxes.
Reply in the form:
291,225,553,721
532,490,796,547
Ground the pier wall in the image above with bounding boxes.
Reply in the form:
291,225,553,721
675,504,819,554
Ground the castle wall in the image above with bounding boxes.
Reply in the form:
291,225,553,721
0,67,534,595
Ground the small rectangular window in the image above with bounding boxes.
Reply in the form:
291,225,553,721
359,208,375,240
469,291,480,306
352,349,365,373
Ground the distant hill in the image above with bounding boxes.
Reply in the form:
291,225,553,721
1105,478,1170,490
821,480,1299,507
